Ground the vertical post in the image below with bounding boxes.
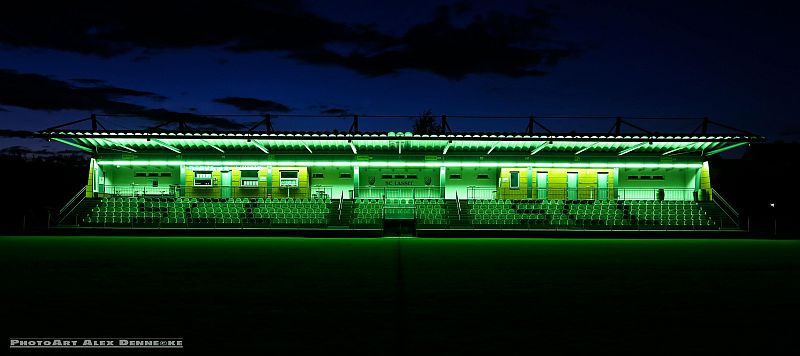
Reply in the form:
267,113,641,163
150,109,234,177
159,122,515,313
91,114,98,131
265,113,273,133
701,117,709,134
441,114,447,133
526,115,535,134
350,114,359,134
614,116,622,135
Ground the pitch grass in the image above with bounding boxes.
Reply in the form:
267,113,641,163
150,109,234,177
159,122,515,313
2,236,799,354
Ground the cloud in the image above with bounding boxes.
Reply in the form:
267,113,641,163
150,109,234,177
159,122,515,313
0,69,243,129
214,97,291,113
0,129,35,138
320,107,352,116
0,1,575,79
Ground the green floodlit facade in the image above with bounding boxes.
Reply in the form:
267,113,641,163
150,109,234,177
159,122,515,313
43,129,763,232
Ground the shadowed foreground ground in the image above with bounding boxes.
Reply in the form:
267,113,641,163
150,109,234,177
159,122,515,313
2,236,799,354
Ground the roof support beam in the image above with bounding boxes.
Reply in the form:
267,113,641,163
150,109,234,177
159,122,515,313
250,140,269,154
151,139,181,154
486,141,500,155
530,142,550,155
398,141,402,154
618,142,648,156
442,141,452,155
202,140,225,153
301,141,313,154
51,138,94,153
705,141,749,156
574,142,598,155
349,140,358,154
662,147,685,156
99,138,137,153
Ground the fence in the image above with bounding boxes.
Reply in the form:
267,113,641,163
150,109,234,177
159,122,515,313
99,184,334,200
357,186,445,200
467,187,703,201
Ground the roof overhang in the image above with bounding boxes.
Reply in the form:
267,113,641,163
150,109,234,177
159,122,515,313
37,130,765,157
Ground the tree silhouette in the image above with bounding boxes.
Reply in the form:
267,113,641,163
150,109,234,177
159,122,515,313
412,110,442,134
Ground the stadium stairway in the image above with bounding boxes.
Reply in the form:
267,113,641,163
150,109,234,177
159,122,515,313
327,200,353,228
446,200,472,228
58,199,101,226
698,201,740,230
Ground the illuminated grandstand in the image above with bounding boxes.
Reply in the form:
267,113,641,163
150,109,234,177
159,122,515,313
41,115,764,235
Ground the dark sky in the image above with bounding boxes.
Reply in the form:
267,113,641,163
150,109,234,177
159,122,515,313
1,0,797,152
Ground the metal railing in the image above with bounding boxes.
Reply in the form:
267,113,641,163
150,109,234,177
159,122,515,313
58,186,87,224
711,188,739,226
455,191,462,221
98,184,334,200
338,191,344,221
357,186,444,200
466,187,702,201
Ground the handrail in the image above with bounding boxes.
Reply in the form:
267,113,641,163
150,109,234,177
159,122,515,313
711,188,739,224
338,191,344,221
455,191,462,221
58,186,87,223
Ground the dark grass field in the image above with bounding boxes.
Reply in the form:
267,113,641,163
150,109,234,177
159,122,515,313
3,236,800,354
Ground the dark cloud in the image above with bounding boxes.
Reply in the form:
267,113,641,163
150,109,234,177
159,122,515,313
321,108,352,116
70,78,107,85
0,69,243,129
291,6,576,79
0,129,35,138
0,106,7,112
214,97,291,113
0,1,575,79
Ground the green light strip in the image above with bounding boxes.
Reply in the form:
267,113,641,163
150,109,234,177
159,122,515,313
97,160,702,169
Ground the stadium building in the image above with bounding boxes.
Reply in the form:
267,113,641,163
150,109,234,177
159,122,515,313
42,115,763,235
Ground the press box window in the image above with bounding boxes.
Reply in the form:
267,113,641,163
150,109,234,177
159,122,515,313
449,174,462,179
194,171,213,186
311,173,324,179
510,171,520,189
381,174,393,179
135,172,147,177
477,174,490,179
339,173,352,179
279,171,299,187
240,170,259,187
406,175,417,179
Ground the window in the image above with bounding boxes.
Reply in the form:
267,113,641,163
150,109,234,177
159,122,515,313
652,175,664,180
640,176,652,180
240,180,259,187
135,172,147,177
160,172,172,177
147,172,159,177
393,174,406,179
477,174,490,179
240,170,259,178
240,170,259,187
449,174,462,179
279,170,299,187
510,171,520,189
406,174,417,179
312,173,324,179
628,176,640,180
381,174,393,179
194,171,213,186
339,173,352,179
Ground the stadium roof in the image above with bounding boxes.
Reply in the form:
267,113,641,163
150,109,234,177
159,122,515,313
38,130,765,157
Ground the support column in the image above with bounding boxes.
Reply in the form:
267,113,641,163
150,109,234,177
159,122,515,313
439,166,446,198
266,166,273,197
353,165,360,198
527,166,533,199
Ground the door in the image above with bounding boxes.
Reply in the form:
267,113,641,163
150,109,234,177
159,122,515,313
537,172,548,200
567,172,578,200
221,171,232,199
598,172,609,200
